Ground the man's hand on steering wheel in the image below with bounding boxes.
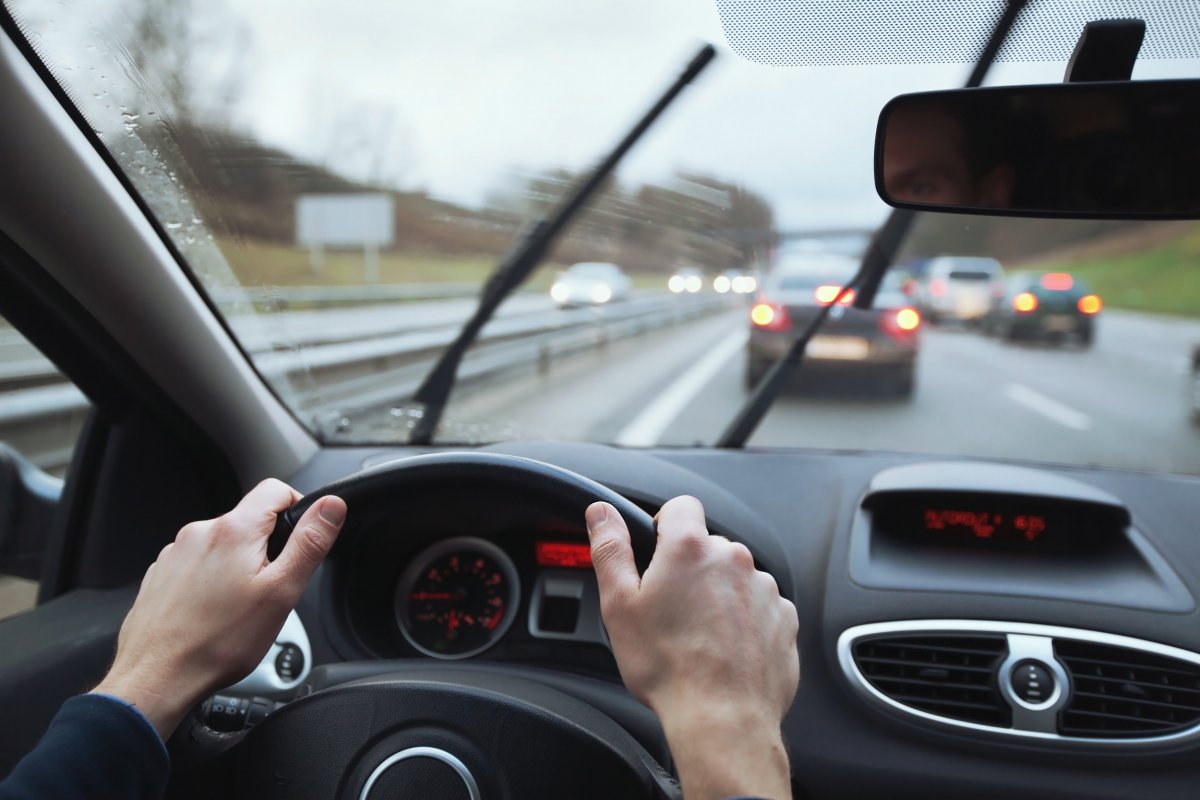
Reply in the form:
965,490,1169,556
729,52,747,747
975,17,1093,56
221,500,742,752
92,480,347,739
587,495,799,800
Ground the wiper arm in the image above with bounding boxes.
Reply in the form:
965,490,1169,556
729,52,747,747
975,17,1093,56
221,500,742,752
408,44,717,444
716,0,1029,448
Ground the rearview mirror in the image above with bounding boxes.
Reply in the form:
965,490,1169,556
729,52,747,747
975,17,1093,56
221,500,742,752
875,79,1200,219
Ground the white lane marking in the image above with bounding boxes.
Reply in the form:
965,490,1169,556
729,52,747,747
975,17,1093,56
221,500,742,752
615,327,749,446
1004,383,1092,431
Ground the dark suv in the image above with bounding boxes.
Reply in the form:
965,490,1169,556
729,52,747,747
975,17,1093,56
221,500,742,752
985,271,1102,347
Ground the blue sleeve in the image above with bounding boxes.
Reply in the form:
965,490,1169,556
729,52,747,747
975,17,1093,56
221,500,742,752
0,693,169,800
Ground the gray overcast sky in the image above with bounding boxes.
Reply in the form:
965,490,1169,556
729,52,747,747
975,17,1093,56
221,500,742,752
11,0,1200,229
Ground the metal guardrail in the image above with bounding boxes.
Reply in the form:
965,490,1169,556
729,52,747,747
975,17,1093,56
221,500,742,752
207,283,483,309
0,291,732,471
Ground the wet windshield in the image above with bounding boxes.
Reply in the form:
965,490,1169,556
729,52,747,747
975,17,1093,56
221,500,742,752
5,0,1200,475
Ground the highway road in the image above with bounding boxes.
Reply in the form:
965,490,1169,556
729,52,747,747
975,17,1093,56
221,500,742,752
439,307,1200,477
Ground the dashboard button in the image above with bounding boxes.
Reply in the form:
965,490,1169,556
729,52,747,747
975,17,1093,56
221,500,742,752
1010,659,1055,705
275,642,305,681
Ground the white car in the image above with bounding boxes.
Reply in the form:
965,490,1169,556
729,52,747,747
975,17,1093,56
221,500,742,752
917,256,1006,324
668,266,704,294
550,262,632,307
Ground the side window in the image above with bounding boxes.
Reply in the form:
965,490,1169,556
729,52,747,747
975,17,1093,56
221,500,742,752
0,314,90,620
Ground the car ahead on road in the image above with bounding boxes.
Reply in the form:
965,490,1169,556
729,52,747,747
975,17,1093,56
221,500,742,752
6,3,1200,800
916,255,1006,325
713,268,756,295
746,256,920,395
985,271,1102,347
549,262,632,307
666,266,704,294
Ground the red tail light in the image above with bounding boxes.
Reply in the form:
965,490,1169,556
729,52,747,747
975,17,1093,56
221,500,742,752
814,285,855,306
881,307,921,338
929,278,947,297
902,279,918,297
1077,294,1102,314
1040,272,1074,291
1013,292,1038,313
750,301,791,331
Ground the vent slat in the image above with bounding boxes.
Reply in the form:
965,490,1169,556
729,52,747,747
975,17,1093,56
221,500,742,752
870,675,995,693
853,634,1009,727
856,656,996,674
1057,640,1200,737
1072,690,1200,713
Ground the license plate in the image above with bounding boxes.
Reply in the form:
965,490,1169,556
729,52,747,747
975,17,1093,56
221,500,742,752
807,336,870,360
1043,315,1076,333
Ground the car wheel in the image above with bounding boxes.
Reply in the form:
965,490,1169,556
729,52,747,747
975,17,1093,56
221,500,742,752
1191,357,1200,425
891,366,916,400
1079,326,1094,349
745,355,768,389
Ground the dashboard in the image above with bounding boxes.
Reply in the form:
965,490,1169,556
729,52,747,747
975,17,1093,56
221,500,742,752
268,440,1200,799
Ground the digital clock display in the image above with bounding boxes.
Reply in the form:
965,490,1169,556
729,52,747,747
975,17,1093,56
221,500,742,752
922,508,1048,543
867,491,1127,556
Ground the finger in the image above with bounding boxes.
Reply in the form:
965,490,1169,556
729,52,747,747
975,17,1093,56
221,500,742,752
586,502,640,603
653,495,709,552
266,495,346,599
225,478,303,536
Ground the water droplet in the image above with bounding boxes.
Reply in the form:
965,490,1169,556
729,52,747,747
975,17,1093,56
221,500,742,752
184,236,196,245
164,221,182,230
191,217,202,224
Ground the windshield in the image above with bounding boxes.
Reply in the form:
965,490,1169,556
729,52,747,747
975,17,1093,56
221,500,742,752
6,0,1200,476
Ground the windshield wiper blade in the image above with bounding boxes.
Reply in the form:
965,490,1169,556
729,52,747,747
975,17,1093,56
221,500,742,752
715,0,1029,449
408,44,716,444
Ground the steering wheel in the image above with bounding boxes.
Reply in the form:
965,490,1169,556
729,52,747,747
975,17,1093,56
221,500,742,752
233,452,676,799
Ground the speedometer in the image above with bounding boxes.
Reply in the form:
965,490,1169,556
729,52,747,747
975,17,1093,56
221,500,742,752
395,537,521,659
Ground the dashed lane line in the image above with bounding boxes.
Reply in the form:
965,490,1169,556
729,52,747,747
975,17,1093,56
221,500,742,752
1004,383,1092,431
615,327,749,446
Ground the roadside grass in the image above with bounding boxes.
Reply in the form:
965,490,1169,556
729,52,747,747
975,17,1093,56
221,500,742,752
219,239,670,293
1030,229,1200,319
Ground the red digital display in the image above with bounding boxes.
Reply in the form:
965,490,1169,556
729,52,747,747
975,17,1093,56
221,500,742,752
536,541,593,569
924,508,1047,542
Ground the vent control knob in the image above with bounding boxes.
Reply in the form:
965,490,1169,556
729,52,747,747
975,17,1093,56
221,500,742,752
1010,659,1055,705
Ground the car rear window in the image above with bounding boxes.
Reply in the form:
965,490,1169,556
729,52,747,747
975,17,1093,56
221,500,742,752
948,270,993,281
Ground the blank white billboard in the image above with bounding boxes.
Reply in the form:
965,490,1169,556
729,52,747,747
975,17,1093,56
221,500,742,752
296,193,395,248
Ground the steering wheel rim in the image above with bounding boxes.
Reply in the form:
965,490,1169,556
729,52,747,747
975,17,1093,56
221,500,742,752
271,451,659,573
242,452,674,799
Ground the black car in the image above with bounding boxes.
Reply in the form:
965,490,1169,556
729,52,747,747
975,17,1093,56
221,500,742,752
746,256,920,396
986,272,1102,346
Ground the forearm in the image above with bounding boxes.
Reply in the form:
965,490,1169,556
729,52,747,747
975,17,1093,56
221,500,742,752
0,694,169,800
660,705,791,800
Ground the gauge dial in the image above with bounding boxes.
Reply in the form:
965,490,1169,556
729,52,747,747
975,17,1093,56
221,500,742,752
395,537,521,659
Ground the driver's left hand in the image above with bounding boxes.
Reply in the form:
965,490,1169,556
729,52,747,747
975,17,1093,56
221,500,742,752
92,479,346,738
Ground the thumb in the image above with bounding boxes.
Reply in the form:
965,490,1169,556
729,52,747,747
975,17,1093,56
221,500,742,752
268,496,346,599
586,502,640,604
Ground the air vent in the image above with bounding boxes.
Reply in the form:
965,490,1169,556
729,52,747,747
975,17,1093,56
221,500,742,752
852,634,1010,726
1057,640,1200,738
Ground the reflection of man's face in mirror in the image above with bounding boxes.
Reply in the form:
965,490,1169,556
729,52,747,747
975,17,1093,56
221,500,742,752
883,103,1013,208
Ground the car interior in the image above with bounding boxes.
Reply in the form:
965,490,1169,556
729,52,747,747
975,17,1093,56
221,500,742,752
2,1,1200,798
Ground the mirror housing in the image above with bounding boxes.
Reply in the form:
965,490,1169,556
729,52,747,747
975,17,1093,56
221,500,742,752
875,79,1200,219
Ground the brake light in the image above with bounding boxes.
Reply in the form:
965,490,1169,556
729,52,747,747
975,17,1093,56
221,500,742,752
1077,294,1102,314
895,307,921,331
750,301,791,331
1040,272,1074,291
902,278,918,297
814,285,855,305
929,278,947,297
1013,292,1038,313
881,307,921,338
